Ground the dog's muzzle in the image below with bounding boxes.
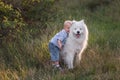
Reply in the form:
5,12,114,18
75,31,81,38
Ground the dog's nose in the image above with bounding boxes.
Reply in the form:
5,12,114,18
77,31,80,34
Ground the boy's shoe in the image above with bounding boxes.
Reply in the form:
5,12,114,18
52,64,64,73
53,64,63,71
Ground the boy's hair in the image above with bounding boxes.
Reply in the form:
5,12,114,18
64,20,72,27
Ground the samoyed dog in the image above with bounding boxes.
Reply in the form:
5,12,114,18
61,20,88,69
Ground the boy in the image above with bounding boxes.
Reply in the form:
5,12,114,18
48,20,72,70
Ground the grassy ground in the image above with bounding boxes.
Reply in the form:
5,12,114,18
0,0,120,80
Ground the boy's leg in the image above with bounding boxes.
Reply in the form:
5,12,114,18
48,43,60,67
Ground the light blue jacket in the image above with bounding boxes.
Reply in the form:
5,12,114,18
50,29,68,48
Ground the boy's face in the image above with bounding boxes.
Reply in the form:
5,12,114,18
64,23,71,33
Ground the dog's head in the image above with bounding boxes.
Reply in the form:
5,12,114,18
70,20,87,38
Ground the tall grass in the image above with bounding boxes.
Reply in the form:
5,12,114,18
0,0,120,80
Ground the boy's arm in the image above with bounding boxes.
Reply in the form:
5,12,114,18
57,39,62,50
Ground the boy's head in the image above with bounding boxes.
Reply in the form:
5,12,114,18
64,20,72,33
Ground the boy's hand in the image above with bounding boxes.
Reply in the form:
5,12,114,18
57,40,62,50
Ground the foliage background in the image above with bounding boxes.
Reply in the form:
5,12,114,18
0,0,120,80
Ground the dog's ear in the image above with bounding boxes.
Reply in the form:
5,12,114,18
80,19,85,25
81,19,84,23
72,20,76,24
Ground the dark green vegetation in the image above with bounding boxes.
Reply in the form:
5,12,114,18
0,0,120,80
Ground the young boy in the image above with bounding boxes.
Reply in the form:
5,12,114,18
48,20,72,70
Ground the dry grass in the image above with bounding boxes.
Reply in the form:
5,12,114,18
0,0,120,80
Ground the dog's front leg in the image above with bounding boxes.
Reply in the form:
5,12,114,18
68,59,74,69
66,55,74,69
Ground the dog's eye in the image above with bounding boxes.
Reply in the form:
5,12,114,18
74,28,77,30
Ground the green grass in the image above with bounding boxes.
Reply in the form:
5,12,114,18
0,0,120,80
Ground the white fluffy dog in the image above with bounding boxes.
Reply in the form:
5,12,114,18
61,20,88,69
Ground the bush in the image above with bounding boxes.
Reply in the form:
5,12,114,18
0,0,24,42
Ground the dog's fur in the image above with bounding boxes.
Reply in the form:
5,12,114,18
61,20,88,69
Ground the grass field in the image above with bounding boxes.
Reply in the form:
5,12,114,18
0,0,120,80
